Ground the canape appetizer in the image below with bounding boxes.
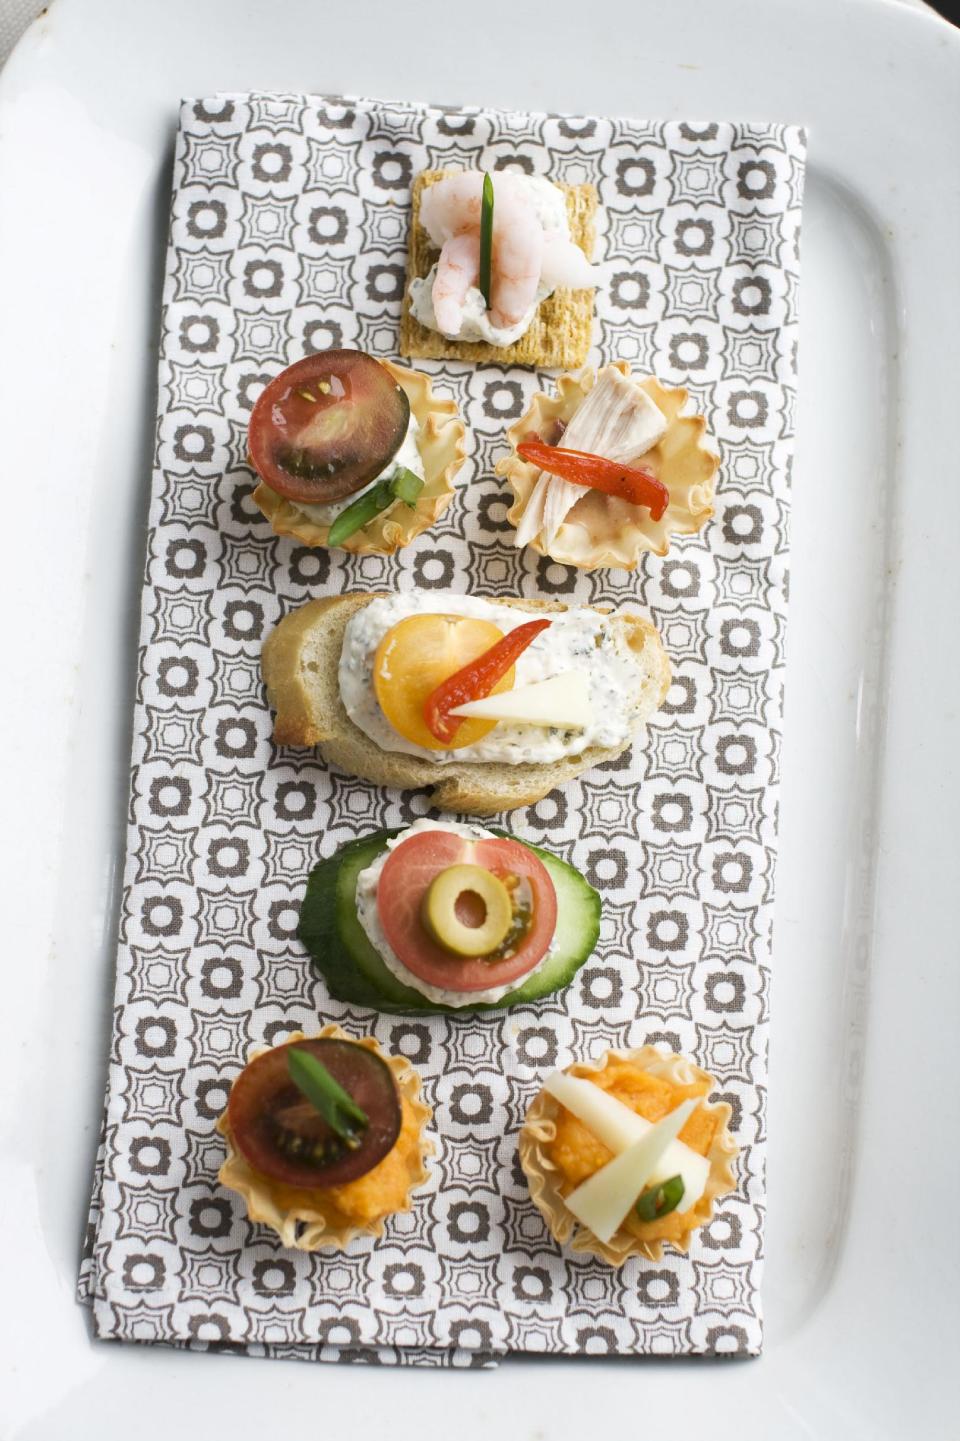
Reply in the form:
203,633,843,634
218,1025,432,1250
496,361,719,570
249,349,466,554
519,1046,738,1265
262,591,670,813
298,819,600,1013
400,169,597,369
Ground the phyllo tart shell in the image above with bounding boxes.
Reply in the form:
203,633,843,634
496,362,719,570
217,1024,434,1251
519,1045,738,1266
253,360,467,555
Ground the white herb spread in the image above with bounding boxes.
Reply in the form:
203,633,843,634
287,414,423,527
355,818,557,1007
338,591,645,766
410,174,576,346
410,275,551,347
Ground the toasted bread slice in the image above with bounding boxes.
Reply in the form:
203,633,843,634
399,170,597,370
262,594,670,815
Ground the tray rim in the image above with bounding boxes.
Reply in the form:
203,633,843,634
0,0,958,1437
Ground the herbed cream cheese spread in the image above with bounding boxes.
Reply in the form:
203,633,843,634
288,414,424,527
354,818,557,1007
338,591,644,766
409,174,573,346
410,276,551,347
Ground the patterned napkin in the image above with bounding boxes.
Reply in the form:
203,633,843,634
77,94,806,1364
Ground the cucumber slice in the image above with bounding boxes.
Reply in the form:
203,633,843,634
297,828,601,1015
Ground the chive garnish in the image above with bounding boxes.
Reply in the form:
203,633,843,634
478,172,494,310
286,1047,369,1147
326,467,425,548
635,1174,685,1222
391,465,424,505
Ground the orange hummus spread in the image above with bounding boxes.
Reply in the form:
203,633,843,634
326,1096,423,1224
548,1058,720,1246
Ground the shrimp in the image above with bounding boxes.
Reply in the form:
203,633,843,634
420,169,547,331
419,172,484,246
431,231,481,337
540,229,594,290
489,179,544,328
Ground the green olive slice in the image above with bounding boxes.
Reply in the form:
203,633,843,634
421,863,514,958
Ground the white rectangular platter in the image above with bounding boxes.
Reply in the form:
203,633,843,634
0,0,957,1437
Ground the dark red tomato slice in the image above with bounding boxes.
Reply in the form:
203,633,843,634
377,831,558,993
227,1037,402,1189
248,350,410,505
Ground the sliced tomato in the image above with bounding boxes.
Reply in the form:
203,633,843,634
377,831,558,992
227,1037,402,1189
248,350,410,505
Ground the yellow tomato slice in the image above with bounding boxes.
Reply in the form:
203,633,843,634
373,614,516,750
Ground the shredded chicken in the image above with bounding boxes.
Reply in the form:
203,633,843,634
515,370,668,549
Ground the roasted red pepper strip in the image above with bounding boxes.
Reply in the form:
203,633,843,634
517,437,670,522
423,619,551,745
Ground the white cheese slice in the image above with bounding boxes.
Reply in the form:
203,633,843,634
449,673,594,729
543,1070,709,1214
564,1099,698,1244
516,370,669,550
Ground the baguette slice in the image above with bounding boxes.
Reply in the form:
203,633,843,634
262,594,671,815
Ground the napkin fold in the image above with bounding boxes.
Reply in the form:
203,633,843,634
77,93,806,1364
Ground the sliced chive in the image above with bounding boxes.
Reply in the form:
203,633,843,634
478,172,494,310
326,469,424,548
635,1173,685,1222
391,465,424,506
326,479,394,547
286,1047,369,1146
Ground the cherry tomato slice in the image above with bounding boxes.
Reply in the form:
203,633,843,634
374,613,516,752
248,350,410,505
227,1037,402,1189
377,831,558,993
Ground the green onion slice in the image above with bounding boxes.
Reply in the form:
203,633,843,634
391,465,424,505
635,1173,685,1222
286,1047,369,1146
478,172,494,310
326,466,425,548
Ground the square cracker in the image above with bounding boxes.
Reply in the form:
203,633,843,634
399,170,597,370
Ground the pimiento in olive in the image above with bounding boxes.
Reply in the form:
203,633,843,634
227,1037,402,1189
248,350,410,505
421,863,514,957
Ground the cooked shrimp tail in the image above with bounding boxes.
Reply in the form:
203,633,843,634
540,229,595,290
431,231,481,337
490,178,544,328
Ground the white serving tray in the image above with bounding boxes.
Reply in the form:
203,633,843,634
1,0,957,1437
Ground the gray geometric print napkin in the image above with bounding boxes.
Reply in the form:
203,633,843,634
77,94,806,1365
